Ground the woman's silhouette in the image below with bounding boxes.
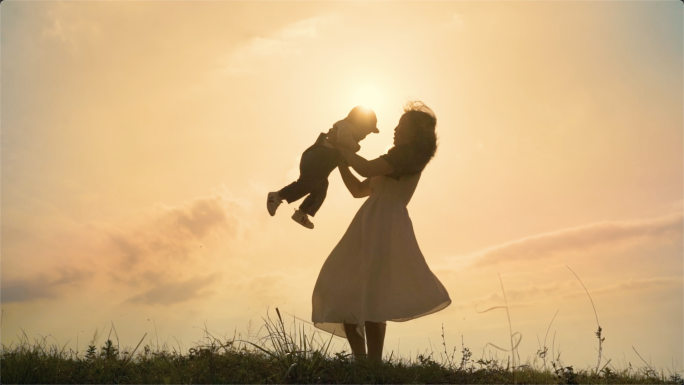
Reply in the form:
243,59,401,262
312,101,451,362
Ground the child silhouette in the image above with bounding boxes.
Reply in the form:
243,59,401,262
267,106,379,229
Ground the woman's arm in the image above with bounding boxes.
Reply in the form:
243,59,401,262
337,146,394,178
338,161,371,198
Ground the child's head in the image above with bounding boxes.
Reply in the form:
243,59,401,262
345,106,379,141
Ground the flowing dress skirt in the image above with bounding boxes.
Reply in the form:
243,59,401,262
312,174,451,338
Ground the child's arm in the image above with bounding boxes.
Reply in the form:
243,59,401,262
335,124,361,152
338,160,371,198
327,125,392,178
328,120,361,152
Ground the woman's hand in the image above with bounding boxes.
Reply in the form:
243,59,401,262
338,161,370,198
329,125,392,177
338,147,394,178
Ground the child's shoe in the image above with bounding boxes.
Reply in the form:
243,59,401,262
267,192,282,216
292,209,314,229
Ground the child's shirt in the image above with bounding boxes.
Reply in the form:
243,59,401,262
322,120,361,152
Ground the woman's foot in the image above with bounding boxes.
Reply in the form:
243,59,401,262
292,209,314,229
365,321,386,363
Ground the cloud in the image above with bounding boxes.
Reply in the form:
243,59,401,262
1,268,90,303
589,276,683,298
448,280,574,313
441,13,465,30
447,276,683,313
2,187,253,305
466,214,682,268
222,271,315,309
167,197,234,239
99,188,256,302
42,2,100,46
127,273,220,306
107,190,247,270
224,15,337,72
225,273,287,304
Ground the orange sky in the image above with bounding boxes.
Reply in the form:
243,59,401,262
2,0,682,372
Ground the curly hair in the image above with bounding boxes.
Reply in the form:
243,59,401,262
402,101,438,166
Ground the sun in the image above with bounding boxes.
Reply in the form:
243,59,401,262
352,85,384,111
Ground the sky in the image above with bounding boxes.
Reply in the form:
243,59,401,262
1,0,682,372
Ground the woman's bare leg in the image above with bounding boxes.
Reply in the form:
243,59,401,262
343,323,367,360
365,321,386,363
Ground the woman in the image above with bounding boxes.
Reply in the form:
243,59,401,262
311,101,451,362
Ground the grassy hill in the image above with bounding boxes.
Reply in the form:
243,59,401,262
2,309,681,384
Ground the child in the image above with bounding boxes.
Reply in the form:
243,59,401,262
267,106,379,229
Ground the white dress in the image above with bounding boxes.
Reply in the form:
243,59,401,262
311,173,451,339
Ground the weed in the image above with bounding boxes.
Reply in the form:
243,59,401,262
476,274,522,369
566,265,604,375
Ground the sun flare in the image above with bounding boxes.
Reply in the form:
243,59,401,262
352,85,384,111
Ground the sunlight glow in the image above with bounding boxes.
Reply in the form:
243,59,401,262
3,1,681,373
352,85,385,112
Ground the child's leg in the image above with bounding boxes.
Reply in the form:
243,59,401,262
278,146,338,205
278,175,317,205
299,179,329,217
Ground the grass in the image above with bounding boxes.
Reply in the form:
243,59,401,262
2,270,682,384
1,307,682,384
